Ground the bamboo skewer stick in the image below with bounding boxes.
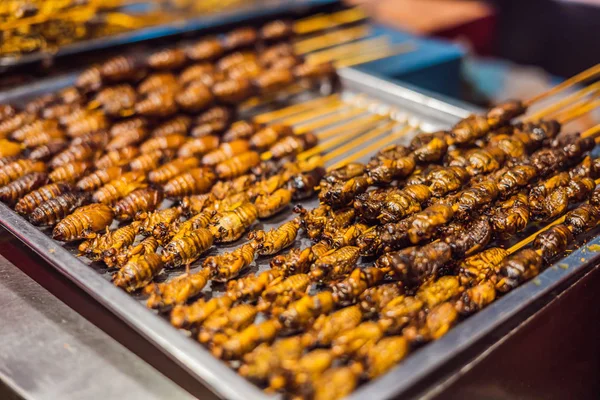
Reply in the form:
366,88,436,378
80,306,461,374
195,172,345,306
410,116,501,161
275,100,347,126
523,82,600,122
295,25,371,55
555,99,600,125
334,44,415,68
304,36,390,65
316,113,384,140
253,95,340,124
294,8,367,35
293,107,367,134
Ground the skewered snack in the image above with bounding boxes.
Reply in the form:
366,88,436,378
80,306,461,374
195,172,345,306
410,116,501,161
161,228,214,268
145,268,211,309
52,203,114,242
216,319,282,360
0,172,49,206
76,167,125,192
49,161,91,183
310,246,360,282
29,192,89,226
113,253,164,293
226,269,283,301
279,291,336,330
302,305,363,348
202,139,250,166
198,303,258,344
248,220,300,255
79,222,139,261
148,157,200,184
269,132,318,159
140,134,187,153
110,236,159,269
113,187,164,221
209,202,258,242
359,282,404,318
28,141,69,162
171,295,234,330
15,182,73,215
331,267,385,306
164,167,217,198
0,159,46,187
255,188,293,218
177,136,220,158
215,151,260,179
205,243,256,282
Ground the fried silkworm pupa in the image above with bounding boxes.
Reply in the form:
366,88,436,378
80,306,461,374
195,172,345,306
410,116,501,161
137,73,180,95
293,61,337,81
310,246,361,282
110,236,159,269
0,159,46,187
76,65,102,90
163,167,217,199
209,202,258,242
215,151,260,180
42,103,80,120
49,161,91,184
495,249,543,293
49,142,99,169
15,182,73,215
361,336,409,379
171,211,215,242
52,203,115,242
303,305,363,348
79,222,139,261
28,141,68,162
0,139,22,158
223,27,258,50
136,206,182,236
222,120,256,142
92,177,146,205
152,115,192,137
226,59,262,81
196,106,233,125
260,19,294,41
113,187,164,221
279,291,336,330
129,150,169,172
100,55,145,82
332,321,385,358
211,78,254,104
147,48,187,70
261,273,311,303
202,139,250,166
113,253,164,293
109,117,147,137
331,267,386,306
198,304,258,346
0,155,20,168
24,93,56,115
185,38,224,62
93,84,137,116
145,268,211,310
140,134,187,154
161,228,213,268
177,135,220,158
457,247,508,287
69,130,109,148
359,282,404,318
149,157,201,184
270,132,319,159
226,269,283,301
204,243,256,282
0,112,35,139
11,119,57,143
66,111,108,138
29,192,89,226
170,295,233,330
76,166,125,192
253,68,294,94
254,188,293,219
190,119,228,138
248,219,300,256
454,280,496,316
21,127,65,149
135,91,178,118
216,319,282,361
0,172,48,206
0,104,16,121
106,125,148,150
249,124,292,151
175,81,214,112
416,276,461,310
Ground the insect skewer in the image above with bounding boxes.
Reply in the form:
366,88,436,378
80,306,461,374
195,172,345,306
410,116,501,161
523,81,600,122
524,63,600,107
554,99,600,125
294,7,367,35
294,25,371,55
304,36,390,65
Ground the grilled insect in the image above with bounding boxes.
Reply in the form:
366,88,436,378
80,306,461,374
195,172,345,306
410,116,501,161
0,113,35,139
148,157,200,184
151,115,191,138
495,249,543,293
147,48,187,70
28,141,68,161
215,151,260,180
212,78,254,104
163,167,217,198
288,167,326,200
113,187,163,221
100,55,144,82
111,236,159,269
49,161,90,183
137,207,183,239
140,134,187,154
170,295,234,329
196,106,233,125
145,268,211,310
226,269,283,301
170,211,216,242
191,120,228,138
185,38,224,61
269,133,318,159
202,140,250,166
222,121,256,142
311,363,363,400
216,319,282,360
248,220,300,255
93,84,137,116
52,204,115,242
76,167,124,192
177,136,220,158
279,291,336,330
204,243,256,282
0,172,48,206
359,282,404,318
209,202,258,242
129,150,168,172
293,61,336,81
303,305,363,348
361,336,409,379
254,188,293,219
106,124,148,150
0,156,20,168
113,253,164,293
79,222,139,261
262,273,311,304
310,246,360,282
223,27,258,50
66,111,108,138
198,303,258,345
176,81,214,112
455,280,496,316
161,228,214,268
378,296,424,335
0,159,45,187
21,127,65,149
15,182,73,215
211,175,256,200
30,192,89,226
138,73,179,96
92,171,146,204
49,142,99,169
331,267,386,306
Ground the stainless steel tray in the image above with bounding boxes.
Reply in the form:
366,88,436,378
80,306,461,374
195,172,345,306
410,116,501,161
3,68,597,400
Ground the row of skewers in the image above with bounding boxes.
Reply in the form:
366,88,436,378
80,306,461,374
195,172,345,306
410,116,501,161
1,37,600,399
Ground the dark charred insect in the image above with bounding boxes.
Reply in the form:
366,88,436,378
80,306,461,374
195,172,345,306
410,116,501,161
0,139,22,158
204,243,256,282
170,295,234,330
93,84,137,116
408,166,469,197
310,246,361,282
28,141,68,161
490,192,530,239
113,253,164,293
253,68,294,94
278,291,336,330
248,219,300,256
269,132,318,159
457,247,507,286
226,269,283,301
215,151,260,180
190,120,228,138
24,94,56,115
49,161,91,183
202,139,250,166
163,167,217,198
533,224,573,262
79,222,139,261
249,124,293,150
15,182,73,215
138,73,179,96
452,180,499,220
198,303,258,345
100,55,145,82
49,142,99,169
0,113,35,139
0,172,48,206
135,91,177,118
29,192,89,226
130,150,170,172
223,27,258,50
260,19,294,41
113,187,164,221
52,203,115,242
185,38,224,62
0,159,46,187
76,167,124,192
92,171,146,204
211,78,254,104
110,236,159,269
216,319,282,361
151,115,192,137
222,120,257,142
106,125,148,150
254,188,293,219
175,81,214,112
497,165,539,195
148,157,201,184
76,65,102,91
209,202,258,242
443,217,492,258
564,203,600,236
140,134,187,154
288,167,326,201
293,61,336,81
406,204,455,244
22,127,65,149
319,176,370,209
303,305,363,348
147,48,187,70
161,228,213,268
177,135,220,158
145,268,211,309
450,114,492,145
65,111,108,138
495,249,543,293
195,106,233,125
